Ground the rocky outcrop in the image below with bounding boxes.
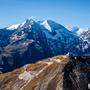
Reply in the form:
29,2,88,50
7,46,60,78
0,55,89,90
63,56,90,90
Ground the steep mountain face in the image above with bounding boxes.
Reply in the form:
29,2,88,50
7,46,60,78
0,29,14,47
66,26,79,34
66,26,89,35
80,30,90,55
0,55,89,90
0,19,89,72
67,26,90,55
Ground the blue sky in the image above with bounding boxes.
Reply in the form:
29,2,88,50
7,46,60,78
0,0,90,28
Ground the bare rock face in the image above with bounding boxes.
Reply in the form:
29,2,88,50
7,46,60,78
63,56,90,90
0,55,89,90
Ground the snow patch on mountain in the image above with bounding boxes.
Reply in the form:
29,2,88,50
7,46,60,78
66,26,90,35
77,28,89,35
6,19,35,30
41,20,52,32
18,19,34,30
7,24,20,30
66,26,79,32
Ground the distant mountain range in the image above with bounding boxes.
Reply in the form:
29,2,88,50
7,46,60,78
0,19,90,72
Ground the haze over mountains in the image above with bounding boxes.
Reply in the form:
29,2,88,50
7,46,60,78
0,18,90,72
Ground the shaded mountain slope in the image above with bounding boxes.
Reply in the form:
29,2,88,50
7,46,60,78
0,19,82,73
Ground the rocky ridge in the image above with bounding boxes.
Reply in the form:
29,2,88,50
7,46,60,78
0,55,89,90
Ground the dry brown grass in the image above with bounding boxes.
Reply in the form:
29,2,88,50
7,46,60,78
0,55,69,90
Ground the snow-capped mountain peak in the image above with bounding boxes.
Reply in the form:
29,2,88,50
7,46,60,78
0,18,90,73
41,20,52,32
7,24,20,30
77,28,89,35
66,26,89,35
66,26,79,32
6,19,35,30
18,19,35,30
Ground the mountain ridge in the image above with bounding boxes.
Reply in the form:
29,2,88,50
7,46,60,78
0,19,90,72
0,55,89,90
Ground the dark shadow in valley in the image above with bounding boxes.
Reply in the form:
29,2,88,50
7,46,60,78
0,51,55,73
